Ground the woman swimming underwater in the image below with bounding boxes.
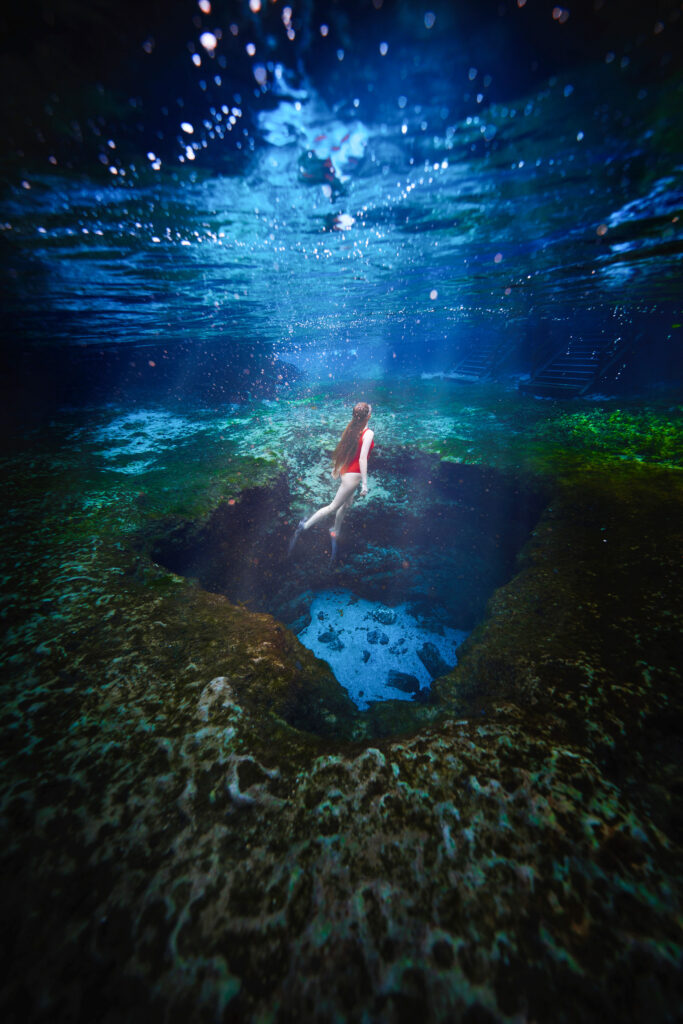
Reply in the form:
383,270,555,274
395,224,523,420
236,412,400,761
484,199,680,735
289,401,375,563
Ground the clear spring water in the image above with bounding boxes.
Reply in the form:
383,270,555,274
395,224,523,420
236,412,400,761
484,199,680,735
2,0,680,705
1,4,682,1021
1,0,681,384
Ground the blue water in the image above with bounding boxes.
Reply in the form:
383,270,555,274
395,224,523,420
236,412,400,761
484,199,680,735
297,589,468,709
1,3,682,1022
1,0,681,395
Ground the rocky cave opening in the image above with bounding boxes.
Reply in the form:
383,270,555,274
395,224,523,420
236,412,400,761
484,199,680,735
148,455,550,706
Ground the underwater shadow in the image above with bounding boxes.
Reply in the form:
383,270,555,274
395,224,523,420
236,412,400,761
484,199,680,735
143,454,550,735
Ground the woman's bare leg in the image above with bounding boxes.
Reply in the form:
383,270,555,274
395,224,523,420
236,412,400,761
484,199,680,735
303,473,360,531
289,473,360,558
329,489,356,564
333,488,355,537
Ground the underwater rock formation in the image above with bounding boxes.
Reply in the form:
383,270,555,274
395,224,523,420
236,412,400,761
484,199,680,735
0,390,681,1023
386,669,420,693
418,641,453,680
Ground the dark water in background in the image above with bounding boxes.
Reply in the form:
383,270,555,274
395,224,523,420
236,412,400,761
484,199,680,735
1,0,681,407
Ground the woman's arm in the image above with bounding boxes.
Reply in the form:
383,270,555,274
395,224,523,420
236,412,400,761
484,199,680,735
359,429,374,494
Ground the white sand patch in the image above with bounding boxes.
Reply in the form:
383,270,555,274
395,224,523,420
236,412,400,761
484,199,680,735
297,589,468,710
92,409,209,470
111,459,156,475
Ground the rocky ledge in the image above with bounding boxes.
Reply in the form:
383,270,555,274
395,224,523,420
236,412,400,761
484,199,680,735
0,390,681,1022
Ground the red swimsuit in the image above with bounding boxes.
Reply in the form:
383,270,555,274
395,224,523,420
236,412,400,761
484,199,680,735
343,428,374,474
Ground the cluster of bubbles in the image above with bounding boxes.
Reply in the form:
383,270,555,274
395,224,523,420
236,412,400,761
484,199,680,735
2,0,680,356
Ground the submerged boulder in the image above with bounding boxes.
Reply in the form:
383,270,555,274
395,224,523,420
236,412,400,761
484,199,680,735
318,629,344,651
372,606,397,625
318,629,337,644
387,670,420,694
418,641,452,679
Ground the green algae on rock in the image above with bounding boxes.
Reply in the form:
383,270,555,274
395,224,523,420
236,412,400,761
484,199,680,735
1,384,682,1022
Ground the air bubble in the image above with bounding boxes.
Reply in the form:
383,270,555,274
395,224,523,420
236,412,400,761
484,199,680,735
199,32,217,51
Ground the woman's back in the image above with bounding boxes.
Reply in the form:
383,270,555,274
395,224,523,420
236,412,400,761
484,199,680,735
342,427,374,474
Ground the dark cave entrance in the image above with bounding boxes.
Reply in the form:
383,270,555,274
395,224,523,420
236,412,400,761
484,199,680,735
147,454,549,704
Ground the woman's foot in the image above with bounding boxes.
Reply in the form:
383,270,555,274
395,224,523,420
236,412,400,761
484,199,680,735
288,519,307,556
329,529,339,565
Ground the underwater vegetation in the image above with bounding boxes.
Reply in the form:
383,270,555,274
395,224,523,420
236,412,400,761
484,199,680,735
539,405,683,464
1,0,682,1019
1,383,682,1022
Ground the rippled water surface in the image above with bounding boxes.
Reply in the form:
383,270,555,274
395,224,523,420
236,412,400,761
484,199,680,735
1,0,681,373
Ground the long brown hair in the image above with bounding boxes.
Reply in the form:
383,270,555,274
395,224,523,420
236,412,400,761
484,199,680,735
332,402,371,475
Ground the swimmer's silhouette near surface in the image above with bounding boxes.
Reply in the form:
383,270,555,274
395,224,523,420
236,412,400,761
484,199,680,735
289,401,375,564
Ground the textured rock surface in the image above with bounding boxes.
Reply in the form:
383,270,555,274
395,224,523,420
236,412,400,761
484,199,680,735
419,641,453,680
1,386,681,1022
387,670,421,693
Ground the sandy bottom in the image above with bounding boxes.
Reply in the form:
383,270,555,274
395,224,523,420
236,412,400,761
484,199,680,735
297,589,468,709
